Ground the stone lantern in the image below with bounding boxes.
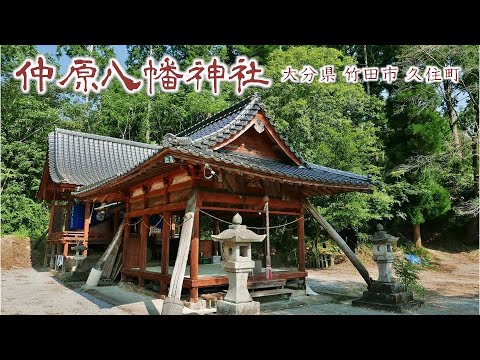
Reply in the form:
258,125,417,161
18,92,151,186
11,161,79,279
212,213,266,315
352,223,421,312
371,224,397,283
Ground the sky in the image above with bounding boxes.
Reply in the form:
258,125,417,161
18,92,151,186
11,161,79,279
37,45,129,74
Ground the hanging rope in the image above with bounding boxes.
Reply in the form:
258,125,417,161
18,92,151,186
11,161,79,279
198,209,303,230
142,216,164,229
125,218,142,226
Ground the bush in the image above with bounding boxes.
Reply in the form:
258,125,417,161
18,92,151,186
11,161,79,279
393,257,426,298
0,183,49,240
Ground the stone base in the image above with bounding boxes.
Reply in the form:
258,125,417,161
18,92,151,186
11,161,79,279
352,298,424,313
216,300,260,315
352,280,424,313
161,297,185,315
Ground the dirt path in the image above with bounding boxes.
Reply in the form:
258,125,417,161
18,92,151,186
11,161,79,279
306,248,479,315
1,268,127,315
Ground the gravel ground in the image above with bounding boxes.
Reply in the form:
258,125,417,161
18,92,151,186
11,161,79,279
1,248,477,315
304,247,479,315
1,268,127,315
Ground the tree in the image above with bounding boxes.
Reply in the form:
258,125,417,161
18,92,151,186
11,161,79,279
262,46,394,241
386,84,452,247
1,45,70,239
396,46,478,154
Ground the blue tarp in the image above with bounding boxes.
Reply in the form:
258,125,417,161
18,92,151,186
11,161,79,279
405,253,422,265
69,203,85,230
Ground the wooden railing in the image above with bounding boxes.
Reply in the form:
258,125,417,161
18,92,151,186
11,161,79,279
48,231,111,243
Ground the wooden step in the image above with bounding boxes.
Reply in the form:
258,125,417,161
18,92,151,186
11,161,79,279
249,288,294,299
248,279,286,290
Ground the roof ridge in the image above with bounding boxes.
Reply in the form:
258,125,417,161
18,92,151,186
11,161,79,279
53,128,161,150
306,162,369,181
194,94,260,144
176,93,259,138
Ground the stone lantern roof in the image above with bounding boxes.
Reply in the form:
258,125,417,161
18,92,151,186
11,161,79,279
212,213,266,243
371,224,399,244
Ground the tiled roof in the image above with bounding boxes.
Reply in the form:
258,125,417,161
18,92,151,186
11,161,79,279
172,146,370,186
177,93,305,163
48,128,160,186
48,94,371,196
177,96,260,145
74,143,370,196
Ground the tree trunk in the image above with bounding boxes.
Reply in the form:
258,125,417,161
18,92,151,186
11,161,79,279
443,80,461,153
363,45,370,96
473,133,479,195
144,45,153,143
145,100,151,142
413,223,422,248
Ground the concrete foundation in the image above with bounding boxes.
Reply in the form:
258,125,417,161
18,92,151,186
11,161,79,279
216,300,261,315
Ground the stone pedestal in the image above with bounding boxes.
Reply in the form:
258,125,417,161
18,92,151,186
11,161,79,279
352,281,422,313
216,300,261,315
223,260,255,303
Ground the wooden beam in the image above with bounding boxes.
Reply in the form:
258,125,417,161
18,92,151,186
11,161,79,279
304,200,372,287
189,207,200,302
126,201,187,218
198,191,302,211
162,188,198,315
297,207,305,272
168,188,197,299
200,206,301,216
83,201,91,256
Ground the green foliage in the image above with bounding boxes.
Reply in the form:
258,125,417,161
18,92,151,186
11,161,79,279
393,257,423,292
1,45,67,239
263,46,394,237
56,45,115,71
406,174,451,225
1,182,49,239
1,44,477,248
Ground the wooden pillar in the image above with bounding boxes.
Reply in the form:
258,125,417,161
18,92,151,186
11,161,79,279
160,211,171,295
83,201,91,256
213,220,220,256
62,198,72,262
189,207,200,301
113,208,120,235
121,217,130,282
262,213,267,267
44,203,56,267
298,208,305,272
64,199,72,230
139,214,149,287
